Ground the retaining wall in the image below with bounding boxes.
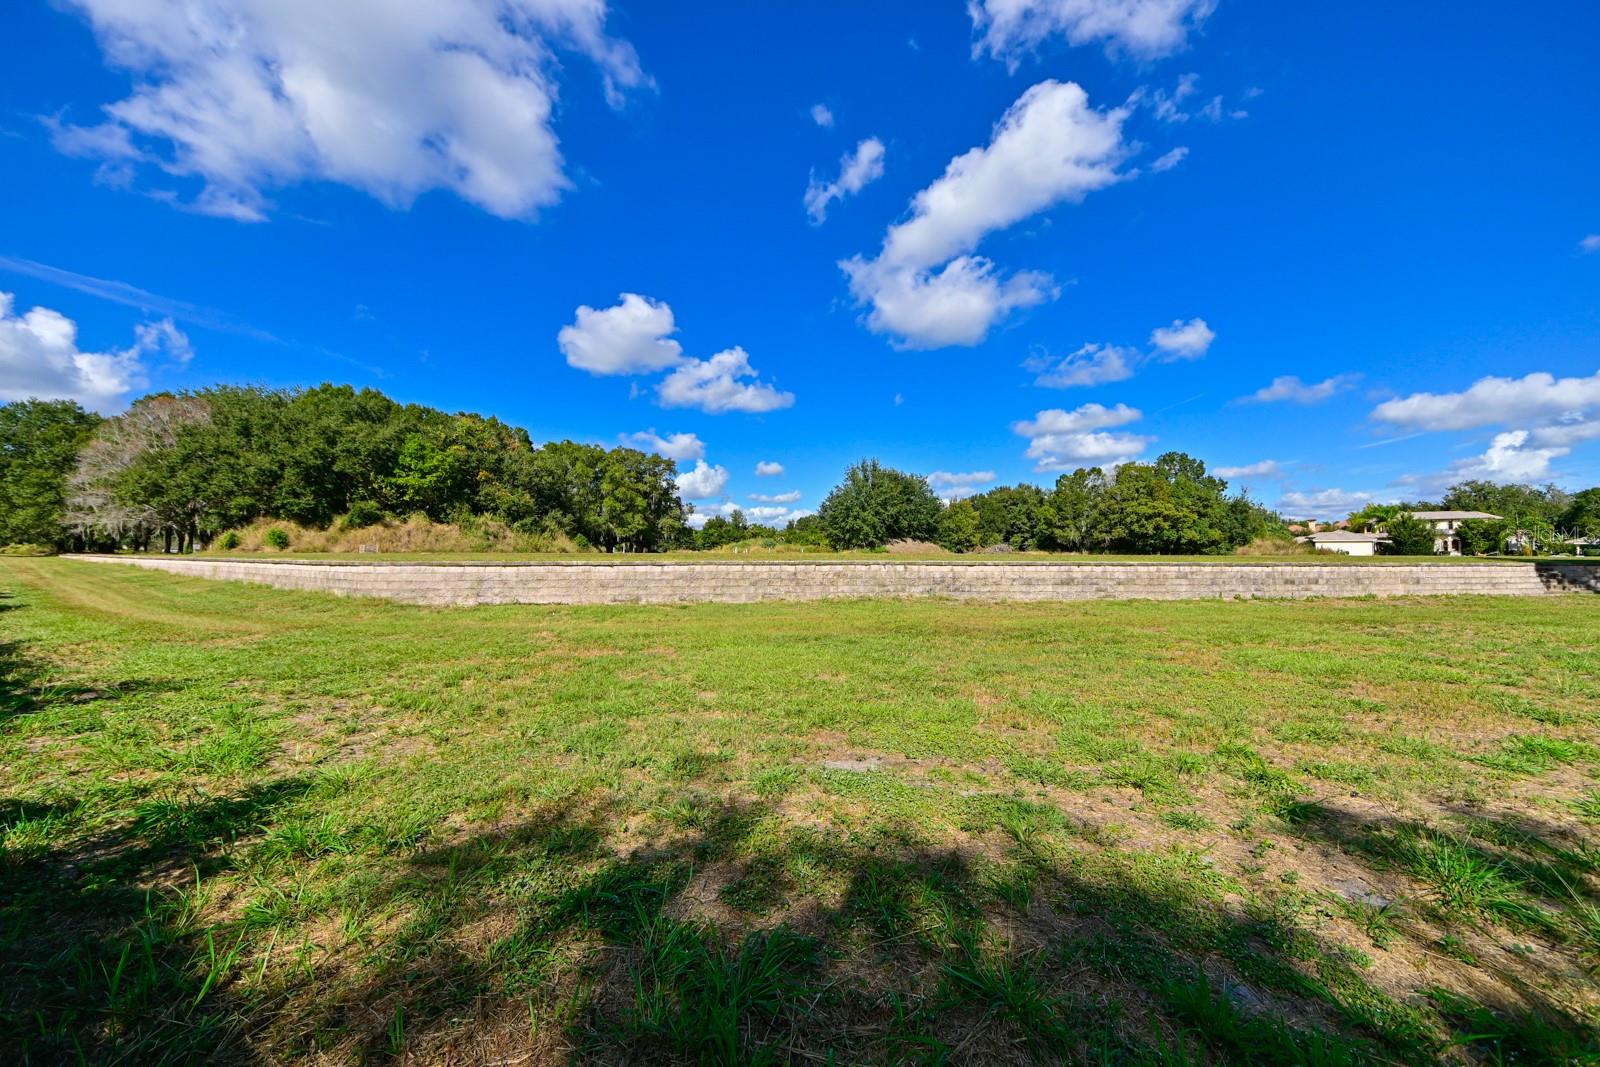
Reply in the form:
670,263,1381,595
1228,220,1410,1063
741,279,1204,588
72,555,1600,606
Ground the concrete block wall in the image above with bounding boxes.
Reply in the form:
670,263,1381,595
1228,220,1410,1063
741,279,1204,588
72,555,1597,606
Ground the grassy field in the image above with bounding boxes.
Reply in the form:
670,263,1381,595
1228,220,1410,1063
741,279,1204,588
3,558,1598,1065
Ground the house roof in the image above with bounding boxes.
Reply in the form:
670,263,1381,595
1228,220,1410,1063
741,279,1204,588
1308,530,1386,542
1410,510,1500,521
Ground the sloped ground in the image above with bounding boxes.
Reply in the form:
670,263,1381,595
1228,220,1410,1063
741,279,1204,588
2,557,1597,1064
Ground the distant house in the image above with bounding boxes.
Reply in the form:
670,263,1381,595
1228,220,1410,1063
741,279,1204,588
1299,530,1388,556
1407,510,1500,555
1566,536,1600,557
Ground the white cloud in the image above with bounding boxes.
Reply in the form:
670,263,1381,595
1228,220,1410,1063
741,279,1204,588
1213,459,1281,479
53,0,647,221
805,137,886,224
686,501,813,529
1013,402,1151,471
970,0,1215,62
843,256,1055,349
1447,430,1567,483
676,459,729,499
1149,317,1213,360
1026,341,1136,388
755,460,785,476
927,470,996,489
1371,370,1600,431
619,429,705,462
0,291,190,411
750,490,802,504
1580,234,1600,254
1531,419,1600,448
1277,487,1388,516
810,103,834,128
559,293,683,376
842,80,1129,348
656,347,795,414
1149,146,1188,172
1244,374,1358,405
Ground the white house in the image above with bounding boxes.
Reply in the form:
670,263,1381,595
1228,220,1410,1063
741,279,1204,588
1301,530,1388,556
1407,511,1500,555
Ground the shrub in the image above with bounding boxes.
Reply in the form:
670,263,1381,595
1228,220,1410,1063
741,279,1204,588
0,543,56,556
340,499,385,530
264,527,291,551
216,530,242,551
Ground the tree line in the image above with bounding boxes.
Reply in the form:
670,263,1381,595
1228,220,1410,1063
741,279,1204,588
814,455,1284,554
3,385,1597,556
5,385,686,553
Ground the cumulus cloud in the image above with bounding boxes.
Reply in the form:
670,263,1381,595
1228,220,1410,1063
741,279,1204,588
1213,459,1281,479
52,0,647,221
1026,342,1136,388
559,293,683,376
805,137,886,224
927,470,996,489
618,429,705,462
1277,487,1389,516
1149,317,1213,360
1581,234,1600,254
656,347,795,414
810,103,834,128
1531,419,1600,448
675,459,729,499
1149,146,1188,172
749,490,802,504
1446,430,1567,483
970,0,1215,62
1370,370,1600,431
842,80,1129,348
755,460,785,476
1244,374,1358,405
0,291,190,411
1013,402,1151,471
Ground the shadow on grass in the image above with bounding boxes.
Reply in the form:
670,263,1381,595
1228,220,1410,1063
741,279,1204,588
0,778,315,1064
4,783,1598,1064
120,791,1582,1066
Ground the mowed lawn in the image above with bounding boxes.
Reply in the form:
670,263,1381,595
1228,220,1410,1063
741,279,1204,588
2,559,1598,1065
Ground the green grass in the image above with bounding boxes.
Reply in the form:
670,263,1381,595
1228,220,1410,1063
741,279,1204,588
3,557,1599,1064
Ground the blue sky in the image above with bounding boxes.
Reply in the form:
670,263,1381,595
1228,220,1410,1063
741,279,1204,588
2,1,1598,523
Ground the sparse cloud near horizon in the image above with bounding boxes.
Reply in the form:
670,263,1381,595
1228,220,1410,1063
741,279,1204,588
1013,402,1152,471
676,459,729,499
755,460,785,476
619,429,705,462
656,347,795,415
0,290,190,411
1213,459,1281,479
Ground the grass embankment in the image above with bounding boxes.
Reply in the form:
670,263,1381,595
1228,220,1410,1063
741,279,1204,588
2,557,1598,1064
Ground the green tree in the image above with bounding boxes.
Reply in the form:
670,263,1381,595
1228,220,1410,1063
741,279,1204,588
967,484,1047,549
1094,452,1234,554
816,459,940,549
936,498,982,552
1383,513,1438,555
1041,468,1107,551
1455,518,1506,556
1559,487,1600,537
1441,480,1567,527
0,399,102,548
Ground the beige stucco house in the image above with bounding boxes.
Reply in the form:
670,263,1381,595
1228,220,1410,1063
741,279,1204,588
1408,511,1500,555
